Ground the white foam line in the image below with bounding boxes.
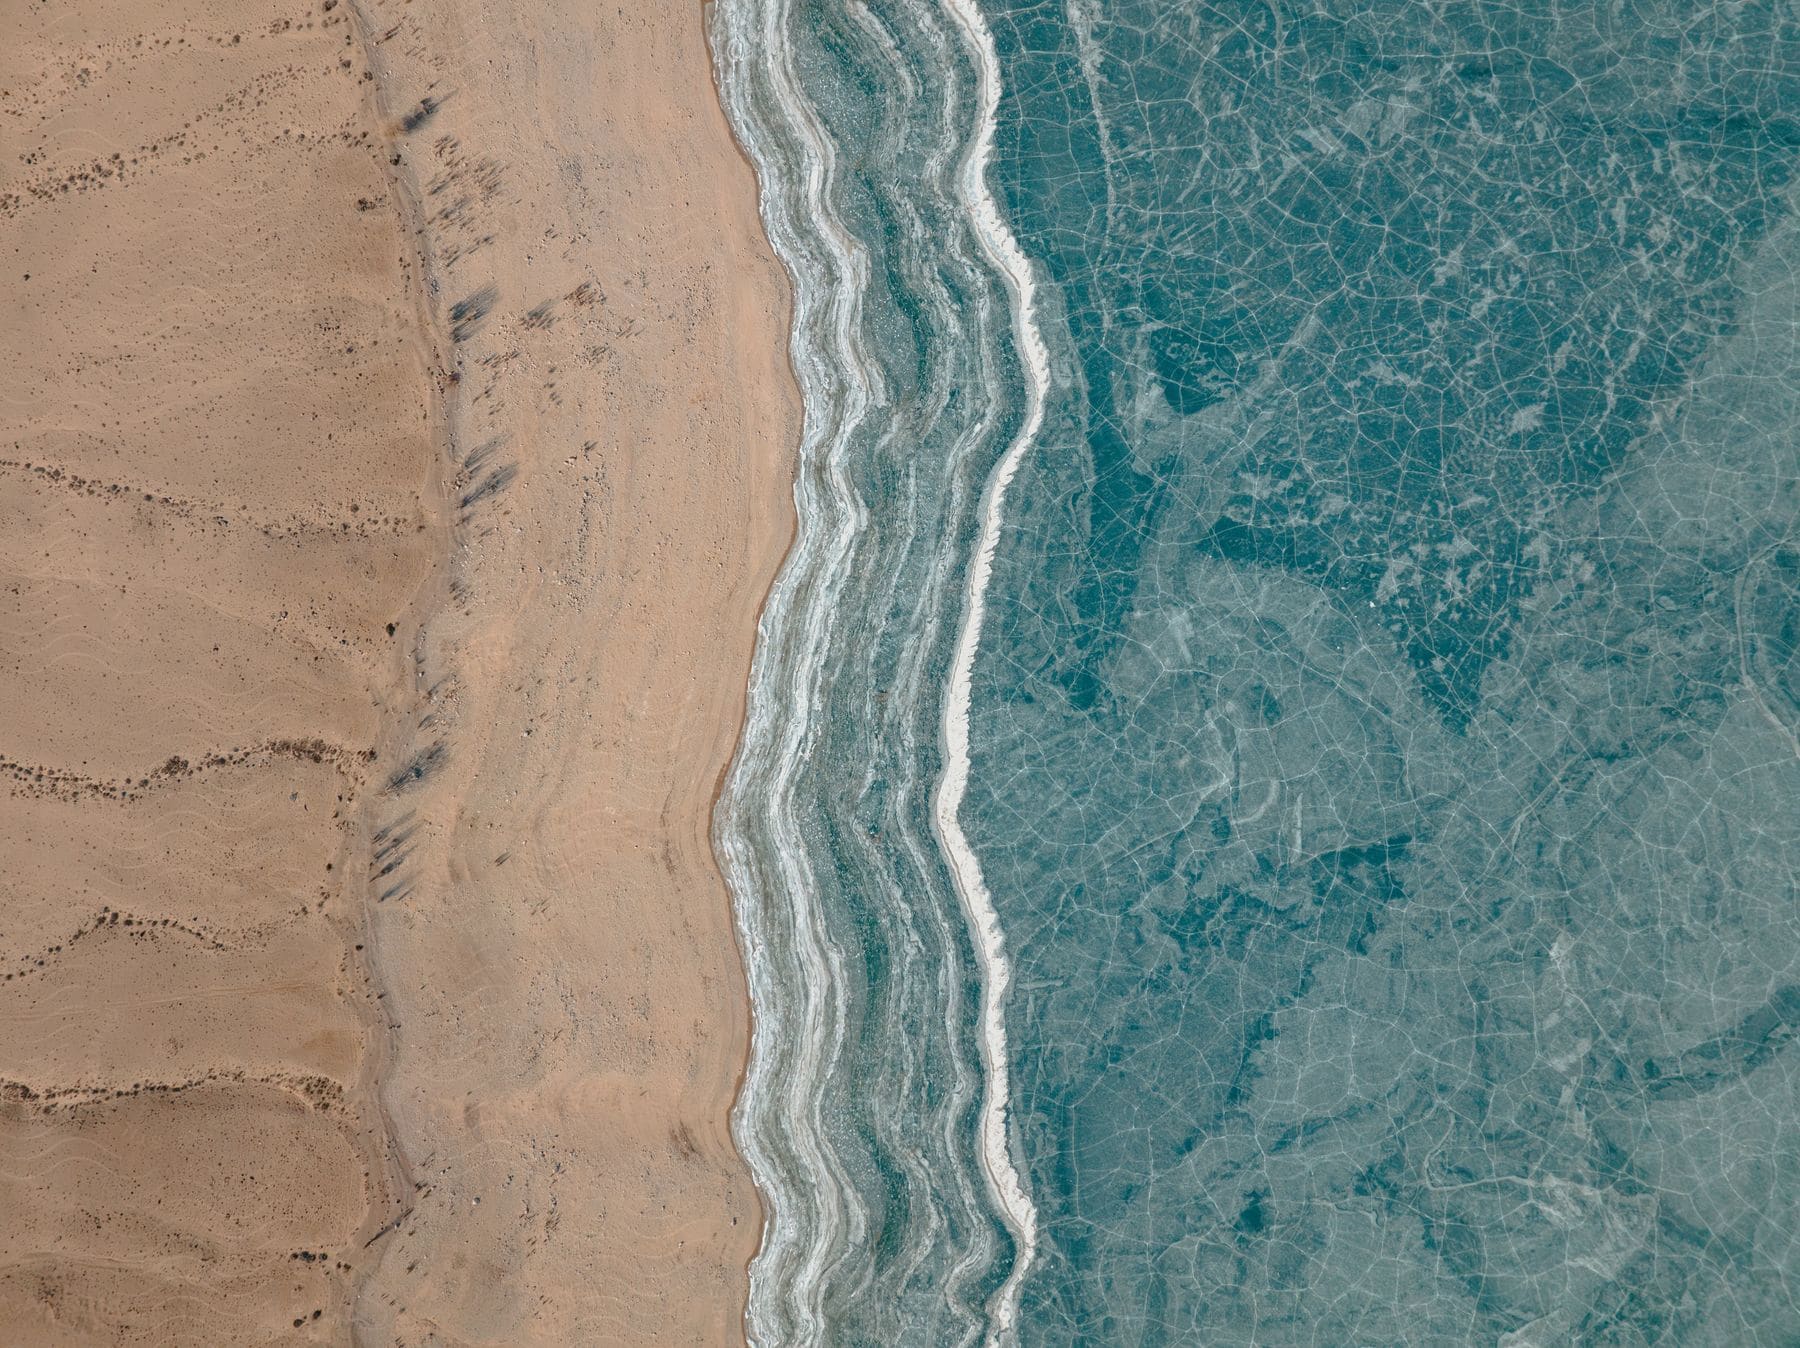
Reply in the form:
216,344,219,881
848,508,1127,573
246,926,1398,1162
715,0,882,1333
931,0,1048,1339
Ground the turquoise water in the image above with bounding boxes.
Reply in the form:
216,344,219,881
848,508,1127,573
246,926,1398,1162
714,0,1800,1342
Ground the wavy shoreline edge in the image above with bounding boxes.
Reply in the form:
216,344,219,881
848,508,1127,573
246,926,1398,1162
709,0,880,1339
711,0,1050,1341
929,0,1049,1338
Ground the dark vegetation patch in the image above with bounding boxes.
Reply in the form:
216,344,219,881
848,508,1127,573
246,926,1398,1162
449,285,495,343
384,741,446,793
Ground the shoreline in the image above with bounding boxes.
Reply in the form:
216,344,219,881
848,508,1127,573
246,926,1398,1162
698,6,805,1319
708,0,882,1335
708,0,1053,1337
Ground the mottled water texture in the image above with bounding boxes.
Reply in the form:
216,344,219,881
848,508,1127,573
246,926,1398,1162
970,1,1800,1341
718,0,1800,1343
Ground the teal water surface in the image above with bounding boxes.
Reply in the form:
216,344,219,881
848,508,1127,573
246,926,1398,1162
715,0,1800,1342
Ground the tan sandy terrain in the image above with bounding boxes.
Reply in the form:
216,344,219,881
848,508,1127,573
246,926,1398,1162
2,0,435,1338
338,0,797,1341
2,0,795,1342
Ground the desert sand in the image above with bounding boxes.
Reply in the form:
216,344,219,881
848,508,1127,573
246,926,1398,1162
1,0,796,1341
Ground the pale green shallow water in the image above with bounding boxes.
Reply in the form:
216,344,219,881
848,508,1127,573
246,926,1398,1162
714,1,1800,1342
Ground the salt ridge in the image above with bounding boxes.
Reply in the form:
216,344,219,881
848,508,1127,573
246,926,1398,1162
930,0,1049,1339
